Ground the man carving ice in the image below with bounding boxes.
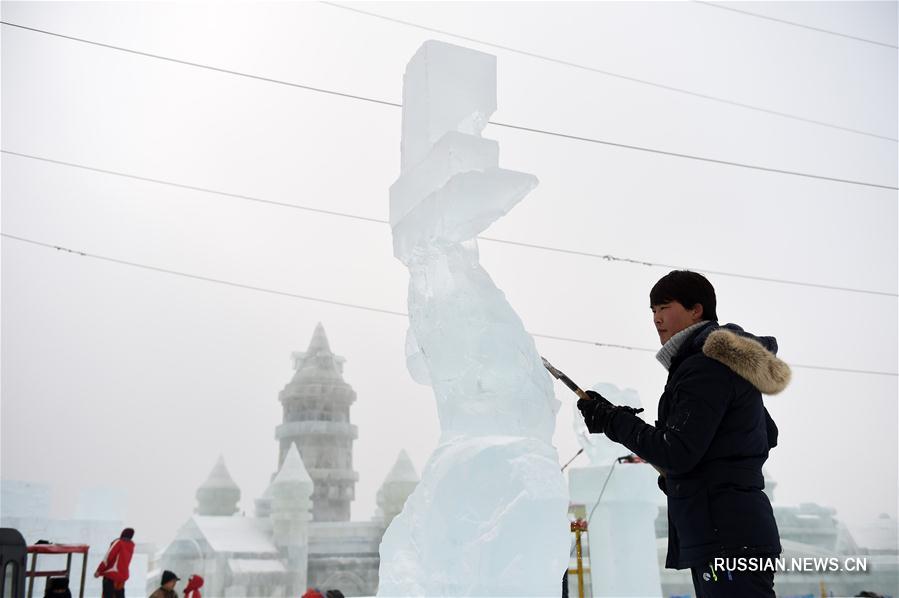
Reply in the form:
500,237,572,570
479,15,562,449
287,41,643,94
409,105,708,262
577,270,790,598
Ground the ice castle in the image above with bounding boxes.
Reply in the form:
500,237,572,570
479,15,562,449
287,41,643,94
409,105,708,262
151,323,419,597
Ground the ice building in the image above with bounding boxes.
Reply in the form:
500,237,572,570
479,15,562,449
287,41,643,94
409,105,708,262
654,472,898,597
153,324,419,597
0,481,149,597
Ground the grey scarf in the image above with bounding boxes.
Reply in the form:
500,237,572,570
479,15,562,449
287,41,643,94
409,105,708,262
655,321,711,370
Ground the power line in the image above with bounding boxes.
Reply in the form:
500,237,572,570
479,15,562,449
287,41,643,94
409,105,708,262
1,150,388,225
0,232,407,317
489,121,898,191
0,232,639,351
695,1,899,50
0,21,402,111
787,362,899,377
319,1,899,142
2,21,897,191
3,232,897,378
5,149,897,298
476,236,899,298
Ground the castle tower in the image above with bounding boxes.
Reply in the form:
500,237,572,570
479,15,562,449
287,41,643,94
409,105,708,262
375,450,419,529
275,323,359,521
195,455,240,516
271,443,314,594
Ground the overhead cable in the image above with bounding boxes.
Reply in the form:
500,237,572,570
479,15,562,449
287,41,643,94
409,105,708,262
319,1,898,142
2,20,897,191
2,150,388,225
0,21,401,110
5,149,897,298
694,1,899,50
1,232,407,317
488,122,897,191
3,232,897,378
476,236,899,298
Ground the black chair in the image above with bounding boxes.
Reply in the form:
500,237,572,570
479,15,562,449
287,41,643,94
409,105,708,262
0,528,27,598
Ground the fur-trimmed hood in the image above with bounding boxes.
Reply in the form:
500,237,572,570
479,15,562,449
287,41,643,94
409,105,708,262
689,323,791,395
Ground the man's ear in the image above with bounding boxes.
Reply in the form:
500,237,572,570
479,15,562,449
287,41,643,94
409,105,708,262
692,303,704,321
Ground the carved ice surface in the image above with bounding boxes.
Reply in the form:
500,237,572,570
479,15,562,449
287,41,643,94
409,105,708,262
378,41,570,597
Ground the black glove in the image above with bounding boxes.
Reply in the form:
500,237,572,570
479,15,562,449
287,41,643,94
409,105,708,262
577,390,644,435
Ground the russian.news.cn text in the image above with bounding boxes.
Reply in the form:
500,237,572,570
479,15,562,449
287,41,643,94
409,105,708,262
713,557,869,573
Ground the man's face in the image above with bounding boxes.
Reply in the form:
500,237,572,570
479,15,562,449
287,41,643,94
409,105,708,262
651,301,702,345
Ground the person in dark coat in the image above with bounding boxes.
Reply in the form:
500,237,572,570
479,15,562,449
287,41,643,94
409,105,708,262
43,577,71,598
578,270,790,598
148,570,180,598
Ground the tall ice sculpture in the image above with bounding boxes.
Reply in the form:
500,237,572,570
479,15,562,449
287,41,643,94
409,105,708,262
378,41,571,596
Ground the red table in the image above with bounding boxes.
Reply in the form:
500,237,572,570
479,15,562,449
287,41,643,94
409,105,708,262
26,544,89,598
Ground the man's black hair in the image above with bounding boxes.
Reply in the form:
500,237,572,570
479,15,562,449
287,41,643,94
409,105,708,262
121,528,135,540
650,270,718,322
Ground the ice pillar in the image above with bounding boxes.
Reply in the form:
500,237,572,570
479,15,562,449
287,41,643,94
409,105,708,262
378,41,570,597
271,443,313,595
569,384,664,597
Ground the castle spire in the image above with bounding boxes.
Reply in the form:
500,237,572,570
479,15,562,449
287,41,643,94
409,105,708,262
270,443,313,594
376,450,419,528
306,322,331,355
195,455,240,516
277,324,358,522
273,443,313,487
384,450,419,484
289,323,346,380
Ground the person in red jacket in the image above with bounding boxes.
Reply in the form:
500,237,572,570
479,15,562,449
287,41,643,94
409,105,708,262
94,528,135,598
183,575,203,598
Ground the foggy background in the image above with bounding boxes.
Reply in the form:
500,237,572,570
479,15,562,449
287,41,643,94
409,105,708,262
2,1,897,552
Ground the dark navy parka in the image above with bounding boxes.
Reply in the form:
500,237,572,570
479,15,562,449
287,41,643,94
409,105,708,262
605,322,783,569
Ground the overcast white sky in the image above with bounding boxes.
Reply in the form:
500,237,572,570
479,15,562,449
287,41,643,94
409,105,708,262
2,1,897,551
